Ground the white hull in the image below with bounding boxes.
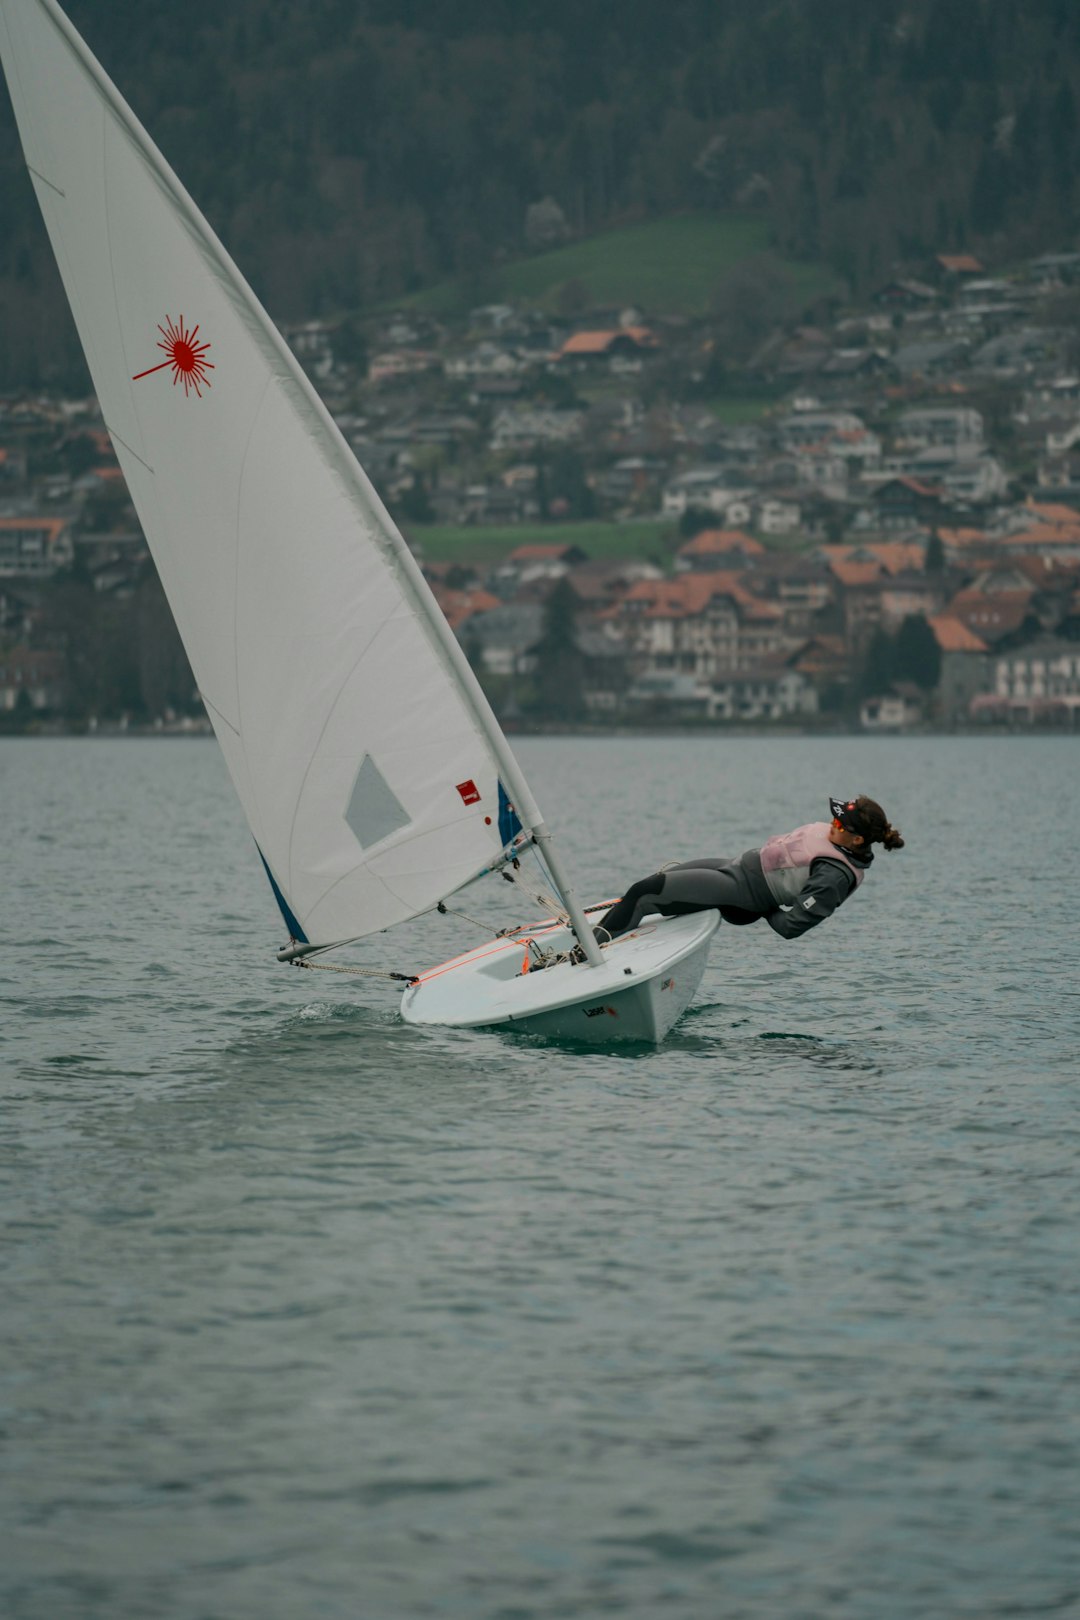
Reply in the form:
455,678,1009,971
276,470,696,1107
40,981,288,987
400,908,719,1044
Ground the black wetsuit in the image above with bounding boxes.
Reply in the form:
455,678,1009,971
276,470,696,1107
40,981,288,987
598,845,873,942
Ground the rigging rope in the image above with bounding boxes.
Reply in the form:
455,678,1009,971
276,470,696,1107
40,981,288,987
500,866,569,923
290,958,417,984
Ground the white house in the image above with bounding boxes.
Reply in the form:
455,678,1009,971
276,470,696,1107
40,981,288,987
661,470,749,519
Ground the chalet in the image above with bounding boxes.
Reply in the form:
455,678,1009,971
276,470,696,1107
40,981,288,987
948,583,1037,647
826,557,888,648
789,634,850,694
868,477,946,529
740,555,836,637
616,571,786,681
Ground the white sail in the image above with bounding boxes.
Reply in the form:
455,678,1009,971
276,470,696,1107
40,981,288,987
0,0,546,948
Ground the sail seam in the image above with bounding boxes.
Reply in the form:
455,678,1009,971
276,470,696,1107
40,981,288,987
200,691,241,739
233,373,273,806
26,162,64,197
102,113,143,463
104,424,153,475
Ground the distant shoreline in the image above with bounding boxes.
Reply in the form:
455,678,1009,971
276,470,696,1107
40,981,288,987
2,722,1077,742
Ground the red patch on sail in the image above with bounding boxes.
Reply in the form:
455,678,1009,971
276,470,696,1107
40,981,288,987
132,314,214,397
455,779,481,805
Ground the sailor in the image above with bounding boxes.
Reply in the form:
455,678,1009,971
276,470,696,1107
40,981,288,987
595,796,904,943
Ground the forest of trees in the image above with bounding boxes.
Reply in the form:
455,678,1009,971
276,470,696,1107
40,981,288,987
3,0,1080,386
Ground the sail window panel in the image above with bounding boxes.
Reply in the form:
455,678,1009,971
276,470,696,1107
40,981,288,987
345,755,411,850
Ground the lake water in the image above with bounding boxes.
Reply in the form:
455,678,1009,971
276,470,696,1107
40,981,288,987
3,734,1079,1620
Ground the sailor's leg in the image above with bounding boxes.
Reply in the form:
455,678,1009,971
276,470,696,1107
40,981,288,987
670,855,737,872
596,873,665,938
598,862,763,938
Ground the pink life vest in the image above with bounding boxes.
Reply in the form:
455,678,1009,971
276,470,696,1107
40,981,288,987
759,821,865,905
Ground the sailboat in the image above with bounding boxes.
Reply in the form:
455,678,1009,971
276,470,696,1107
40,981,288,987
0,0,719,1043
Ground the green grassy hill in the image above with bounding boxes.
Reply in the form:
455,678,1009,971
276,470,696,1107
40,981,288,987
406,519,676,569
404,213,841,320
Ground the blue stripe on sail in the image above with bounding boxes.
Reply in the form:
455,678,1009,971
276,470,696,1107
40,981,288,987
256,844,309,943
498,780,523,849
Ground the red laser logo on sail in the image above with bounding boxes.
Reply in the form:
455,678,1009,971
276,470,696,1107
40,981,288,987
132,315,214,397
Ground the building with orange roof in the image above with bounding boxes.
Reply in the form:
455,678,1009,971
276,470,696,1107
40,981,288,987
929,615,988,654
938,526,991,561
880,572,950,630
616,570,787,680
948,587,1036,646
822,554,891,648
557,328,659,362
494,542,589,590
430,584,501,632
675,529,765,570
1020,499,1080,528
929,609,996,722
936,253,984,276
1005,524,1080,556
829,559,884,589
865,541,927,575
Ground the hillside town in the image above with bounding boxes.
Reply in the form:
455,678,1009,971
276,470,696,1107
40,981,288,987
4,246,1080,731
